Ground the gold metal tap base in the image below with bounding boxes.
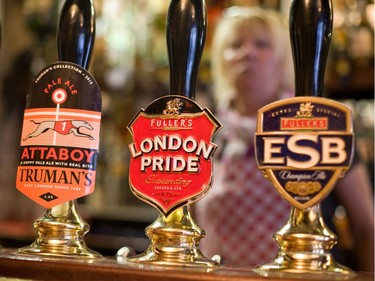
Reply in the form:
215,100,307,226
18,201,101,259
123,206,219,267
254,205,354,277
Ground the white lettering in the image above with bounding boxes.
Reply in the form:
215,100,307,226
263,137,285,164
287,134,320,168
321,137,347,164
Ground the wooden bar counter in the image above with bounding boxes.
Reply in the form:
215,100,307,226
0,249,372,281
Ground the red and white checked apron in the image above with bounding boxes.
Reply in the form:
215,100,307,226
194,109,291,267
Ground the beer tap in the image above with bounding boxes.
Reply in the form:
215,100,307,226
123,0,221,267
254,0,355,275
17,0,101,258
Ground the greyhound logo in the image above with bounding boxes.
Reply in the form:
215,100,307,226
23,120,94,141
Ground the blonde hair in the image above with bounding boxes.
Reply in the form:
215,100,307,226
211,6,294,107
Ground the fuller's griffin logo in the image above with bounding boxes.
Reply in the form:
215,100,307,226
128,95,221,215
255,97,354,209
163,98,183,115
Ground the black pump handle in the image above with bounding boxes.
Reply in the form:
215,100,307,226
166,0,207,100
57,0,95,70
289,0,333,97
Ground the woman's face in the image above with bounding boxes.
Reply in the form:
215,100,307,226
222,20,282,112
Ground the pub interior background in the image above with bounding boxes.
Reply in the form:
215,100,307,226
0,0,373,260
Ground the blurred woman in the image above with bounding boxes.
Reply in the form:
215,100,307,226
194,6,374,271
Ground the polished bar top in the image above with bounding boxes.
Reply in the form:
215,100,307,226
0,249,372,281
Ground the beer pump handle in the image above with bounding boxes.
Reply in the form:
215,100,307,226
166,0,207,100
57,0,95,70
289,0,333,97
